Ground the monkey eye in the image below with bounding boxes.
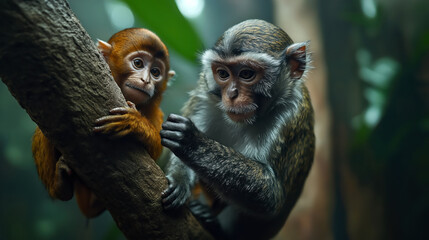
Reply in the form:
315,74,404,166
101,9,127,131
239,69,255,81
217,69,230,80
132,58,144,69
151,68,161,78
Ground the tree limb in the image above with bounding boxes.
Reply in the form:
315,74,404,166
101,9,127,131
0,0,211,239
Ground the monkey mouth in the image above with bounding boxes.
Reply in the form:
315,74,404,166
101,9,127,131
221,104,257,123
227,111,255,123
125,83,153,97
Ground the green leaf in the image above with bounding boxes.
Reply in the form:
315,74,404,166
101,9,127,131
120,0,204,62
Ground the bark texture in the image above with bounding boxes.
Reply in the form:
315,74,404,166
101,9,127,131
0,0,211,239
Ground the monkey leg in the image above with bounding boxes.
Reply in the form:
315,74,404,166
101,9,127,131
188,200,227,240
75,180,106,218
32,127,73,201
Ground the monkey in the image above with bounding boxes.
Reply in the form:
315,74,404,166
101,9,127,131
160,19,315,239
32,28,175,218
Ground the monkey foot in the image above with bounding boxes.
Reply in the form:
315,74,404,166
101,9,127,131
188,200,227,240
53,156,74,201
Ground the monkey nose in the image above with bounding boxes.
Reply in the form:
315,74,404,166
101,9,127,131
228,88,239,100
141,78,149,84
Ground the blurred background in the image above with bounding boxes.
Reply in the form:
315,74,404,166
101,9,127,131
1,0,428,239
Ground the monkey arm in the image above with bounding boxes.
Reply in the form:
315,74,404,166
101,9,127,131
161,114,285,217
129,114,163,160
276,124,315,213
94,104,163,160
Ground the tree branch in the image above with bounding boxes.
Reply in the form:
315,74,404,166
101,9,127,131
0,0,211,239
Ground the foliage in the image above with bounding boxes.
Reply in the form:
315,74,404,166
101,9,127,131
120,0,204,62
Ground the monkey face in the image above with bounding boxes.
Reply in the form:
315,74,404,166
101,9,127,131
116,50,168,106
97,28,174,108
200,19,311,126
211,61,264,123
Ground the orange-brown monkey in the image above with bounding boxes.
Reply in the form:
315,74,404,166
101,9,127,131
32,28,175,218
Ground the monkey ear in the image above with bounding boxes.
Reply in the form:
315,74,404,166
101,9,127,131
285,41,308,80
97,39,112,59
168,70,176,79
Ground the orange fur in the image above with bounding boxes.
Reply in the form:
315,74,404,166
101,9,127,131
138,94,165,160
74,180,105,218
32,28,172,218
32,127,59,198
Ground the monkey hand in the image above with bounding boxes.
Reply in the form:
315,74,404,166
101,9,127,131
160,114,201,210
160,113,202,161
93,101,141,138
161,174,192,210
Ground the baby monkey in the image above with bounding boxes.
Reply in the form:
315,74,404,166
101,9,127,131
32,28,174,218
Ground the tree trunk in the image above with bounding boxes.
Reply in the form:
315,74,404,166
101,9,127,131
0,0,211,239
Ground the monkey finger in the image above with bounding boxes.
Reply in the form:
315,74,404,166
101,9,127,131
161,175,175,197
93,122,127,134
162,187,187,210
94,115,126,126
161,188,176,206
160,130,184,141
93,125,110,133
188,201,207,215
160,138,181,151
126,101,137,110
166,194,188,210
188,201,213,219
109,107,131,115
166,113,189,123
161,187,174,200
93,125,107,133
161,121,187,132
